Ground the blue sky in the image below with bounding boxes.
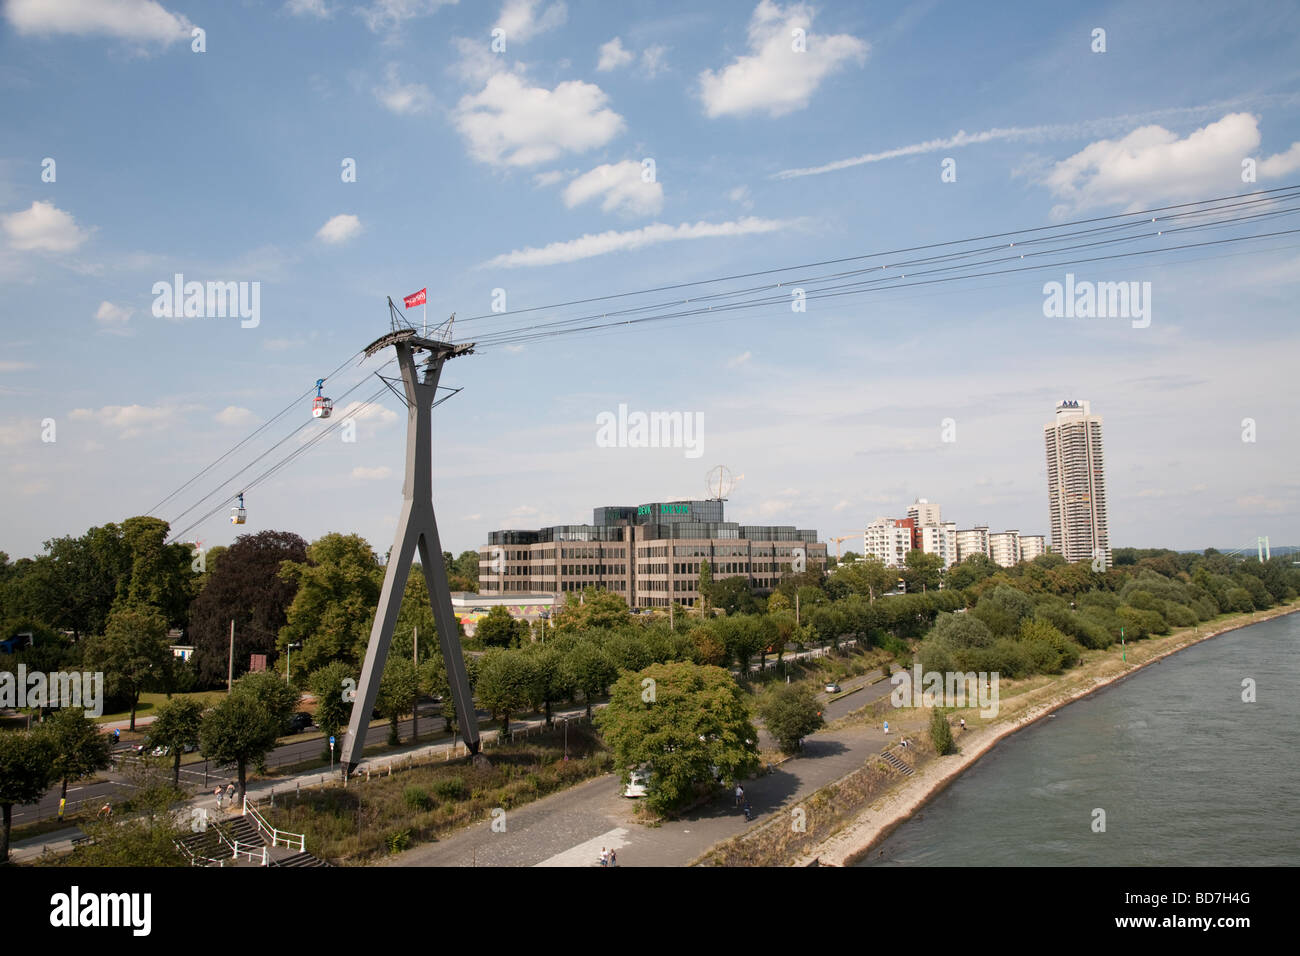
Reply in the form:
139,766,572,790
2,0,1299,561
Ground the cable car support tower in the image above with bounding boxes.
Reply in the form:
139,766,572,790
341,302,479,772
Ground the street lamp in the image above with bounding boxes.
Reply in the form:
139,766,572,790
286,642,302,681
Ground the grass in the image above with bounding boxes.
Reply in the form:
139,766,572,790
262,725,612,864
94,690,227,724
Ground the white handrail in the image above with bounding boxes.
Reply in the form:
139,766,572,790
242,795,306,852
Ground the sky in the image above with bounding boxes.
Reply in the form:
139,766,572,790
1,0,1299,562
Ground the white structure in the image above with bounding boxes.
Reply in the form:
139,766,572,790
1019,534,1046,562
954,526,991,563
989,531,1021,568
864,517,913,568
1044,400,1111,567
920,522,958,568
907,498,942,528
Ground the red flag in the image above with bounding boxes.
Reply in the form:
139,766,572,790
403,288,427,309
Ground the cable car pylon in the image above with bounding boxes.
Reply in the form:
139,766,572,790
340,305,480,772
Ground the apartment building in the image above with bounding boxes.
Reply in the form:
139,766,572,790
1044,399,1111,567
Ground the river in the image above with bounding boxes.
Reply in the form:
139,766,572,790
861,613,1300,866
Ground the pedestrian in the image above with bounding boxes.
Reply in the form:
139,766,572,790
214,786,223,808
225,783,236,807
112,728,120,744
960,717,966,731
735,784,744,807
609,848,617,868
97,802,112,820
599,847,608,867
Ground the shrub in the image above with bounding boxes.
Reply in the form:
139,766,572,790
432,776,466,801
929,709,954,755
403,786,432,812
386,829,411,853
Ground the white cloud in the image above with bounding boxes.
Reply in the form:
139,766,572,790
316,214,362,244
69,403,182,437
374,63,434,114
285,0,331,17
484,216,795,268
337,400,398,426
562,161,663,216
4,0,193,47
699,0,867,119
596,36,634,71
94,300,133,325
215,406,258,426
454,73,625,167
494,0,566,44
2,201,90,252
1045,113,1300,213
640,45,668,78
727,350,752,368
357,0,457,34
352,465,393,479
728,184,754,209
533,168,576,187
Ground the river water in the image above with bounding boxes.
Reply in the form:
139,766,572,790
861,613,1300,866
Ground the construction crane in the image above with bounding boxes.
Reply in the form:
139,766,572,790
828,533,862,561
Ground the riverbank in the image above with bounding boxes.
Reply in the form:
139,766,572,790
794,602,1300,867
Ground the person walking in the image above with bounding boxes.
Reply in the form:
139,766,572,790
214,786,223,809
599,847,608,867
225,783,236,808
959,717,966,731
734,784,744,808
608,848,617,867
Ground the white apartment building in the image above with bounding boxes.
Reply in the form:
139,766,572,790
1044,400,1111,567
920,522,958,568
865,517,914,568
989,530,1021,568
954,526,991,563
1019,534,1046,562
907,498,942,528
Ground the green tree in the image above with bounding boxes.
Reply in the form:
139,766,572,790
309,661,357,762
946,553,997,591
836,556,894,602
0,727,55,862
523,643,572,726
711,575,759,616
474,647,532,734
145,697,206,788
83,603,171,730
698,559,714,611
930,709,954,756
901,549,944,593
231,669,299,732
759,683,824,753
475,606,524,648
376,657,420,745
595,661,760,817
199,694,280,800
553,588,633,633
45,708,114,807
277,533,384,674
564,639,617,716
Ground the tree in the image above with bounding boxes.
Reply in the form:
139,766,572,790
475,606,525,648
564,639,616,716
188,530,307,687
901,549,944,593
523,644,572,726
698,559,714,611
278,533,384,674
474,648,532,734
45,707,114,807
553,588,632,633
759,684,824,753
376,657,419,745
837,557,894,602
946,553,997,591
0,727,54,862
199,693,280,800
146,697,205,788
118,515,196,626
231,669,299,731
309,661,357,762
595,661,760,817
711,575,759,616
929,709,954,755
83,603,171,730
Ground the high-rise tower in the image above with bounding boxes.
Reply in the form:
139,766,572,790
1043,400,1110,567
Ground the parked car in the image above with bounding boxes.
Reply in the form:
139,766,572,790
150,745,170,757
285,712,314,734
824,682,842,694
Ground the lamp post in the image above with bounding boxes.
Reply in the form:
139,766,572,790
286,642,301,681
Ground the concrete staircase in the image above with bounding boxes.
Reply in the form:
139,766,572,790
878,746,915,776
